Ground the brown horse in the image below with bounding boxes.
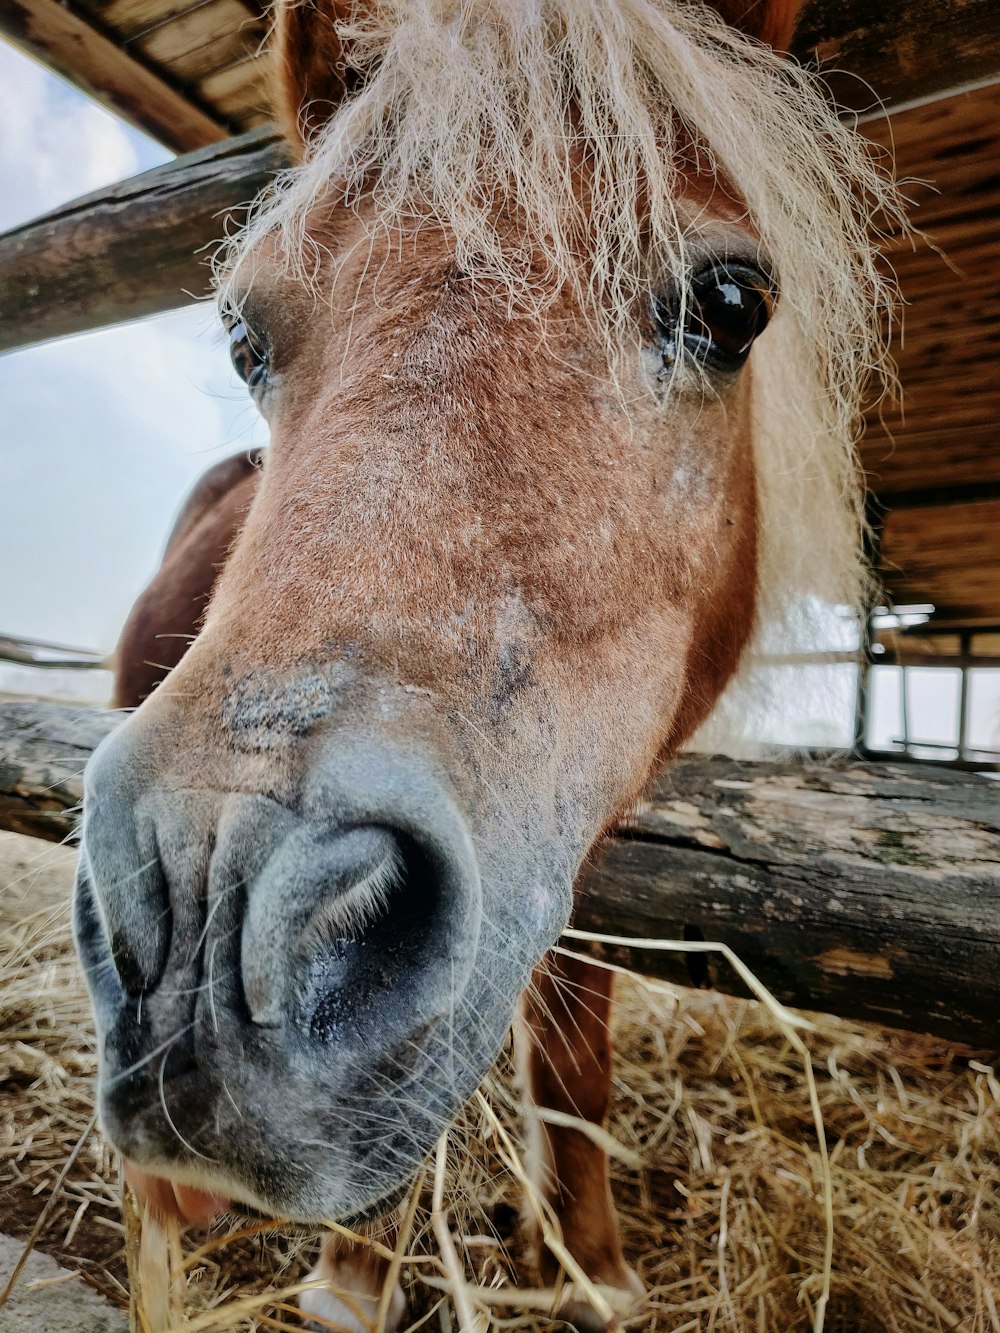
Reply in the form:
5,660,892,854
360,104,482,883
77,1,898,1327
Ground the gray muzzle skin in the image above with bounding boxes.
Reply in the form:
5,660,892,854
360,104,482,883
74,714,572,1222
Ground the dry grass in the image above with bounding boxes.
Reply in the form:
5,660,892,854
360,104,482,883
1,829,998,1331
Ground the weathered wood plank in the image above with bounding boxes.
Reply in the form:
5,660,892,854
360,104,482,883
0,128,291,353
880,499,1000,622
797,0,1000,116
0,633,106,669
575,756,1000,1048
0,0,228,151
134,0,265,85
0,702,116,840
2,701,998,1046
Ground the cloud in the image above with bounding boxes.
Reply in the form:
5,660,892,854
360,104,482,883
0,41,268,654
0,41,169,230
1,305,268,652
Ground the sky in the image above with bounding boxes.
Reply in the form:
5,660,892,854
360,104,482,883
0,40,268,659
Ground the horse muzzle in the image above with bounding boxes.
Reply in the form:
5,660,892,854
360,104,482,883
73,715,501,1221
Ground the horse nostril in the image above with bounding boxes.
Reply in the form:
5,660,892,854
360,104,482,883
305,835,440,1044
241,824,456,1036
111,921,163,997
242,825,407,1027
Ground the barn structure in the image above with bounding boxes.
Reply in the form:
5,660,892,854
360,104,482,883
0,0,998,1037
0,5,999,1329
2,0,1000,763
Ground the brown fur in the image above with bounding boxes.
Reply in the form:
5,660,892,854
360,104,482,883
711,0,801,50
526,955,641,1317
113,452,260,708
275,0,354,148
110,1,814,1323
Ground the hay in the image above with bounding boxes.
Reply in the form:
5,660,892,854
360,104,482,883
2,828,998,1332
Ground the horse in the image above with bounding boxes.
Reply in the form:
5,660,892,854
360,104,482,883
75,1,898,1327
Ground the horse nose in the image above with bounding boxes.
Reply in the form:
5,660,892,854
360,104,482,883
240,741,483,1037
76,720,488,1217
77,722,483,1034
76,724,174,996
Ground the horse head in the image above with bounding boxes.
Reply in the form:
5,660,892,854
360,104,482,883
75,0,894,1238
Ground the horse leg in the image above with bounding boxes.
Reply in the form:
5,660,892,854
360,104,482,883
522,953,643,1331
301,956,636,1333
300,1219,406,1332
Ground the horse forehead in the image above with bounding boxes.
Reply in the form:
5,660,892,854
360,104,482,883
239,200,751,526
254,218,741,513
275,250,598,440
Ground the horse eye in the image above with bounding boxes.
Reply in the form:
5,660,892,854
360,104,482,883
229,320,268,389
684,262,773,371
651,261,774,374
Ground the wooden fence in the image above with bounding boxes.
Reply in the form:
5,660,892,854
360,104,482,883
4,700,997,1049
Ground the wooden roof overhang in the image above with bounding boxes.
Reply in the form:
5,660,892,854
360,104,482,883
860,86,1000,631
1,0,999,642
1,0,998,153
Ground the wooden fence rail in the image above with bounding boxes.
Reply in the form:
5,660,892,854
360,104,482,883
0,634,107,670
0,129,290,353
2,700,998,1048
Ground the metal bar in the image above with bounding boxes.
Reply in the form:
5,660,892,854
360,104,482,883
957,632,971,761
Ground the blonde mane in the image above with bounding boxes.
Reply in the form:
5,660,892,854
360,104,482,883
220,0,903,731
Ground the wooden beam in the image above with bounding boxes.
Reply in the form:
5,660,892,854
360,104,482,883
575,754,1000,1048
0,633,106,669
874,480,1000,513
796,0,1000,116
880,498,1000,623
0,128,290,353
0,0,228,152
0,701,114,840
874,652,1000,670
4,700,998,1048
